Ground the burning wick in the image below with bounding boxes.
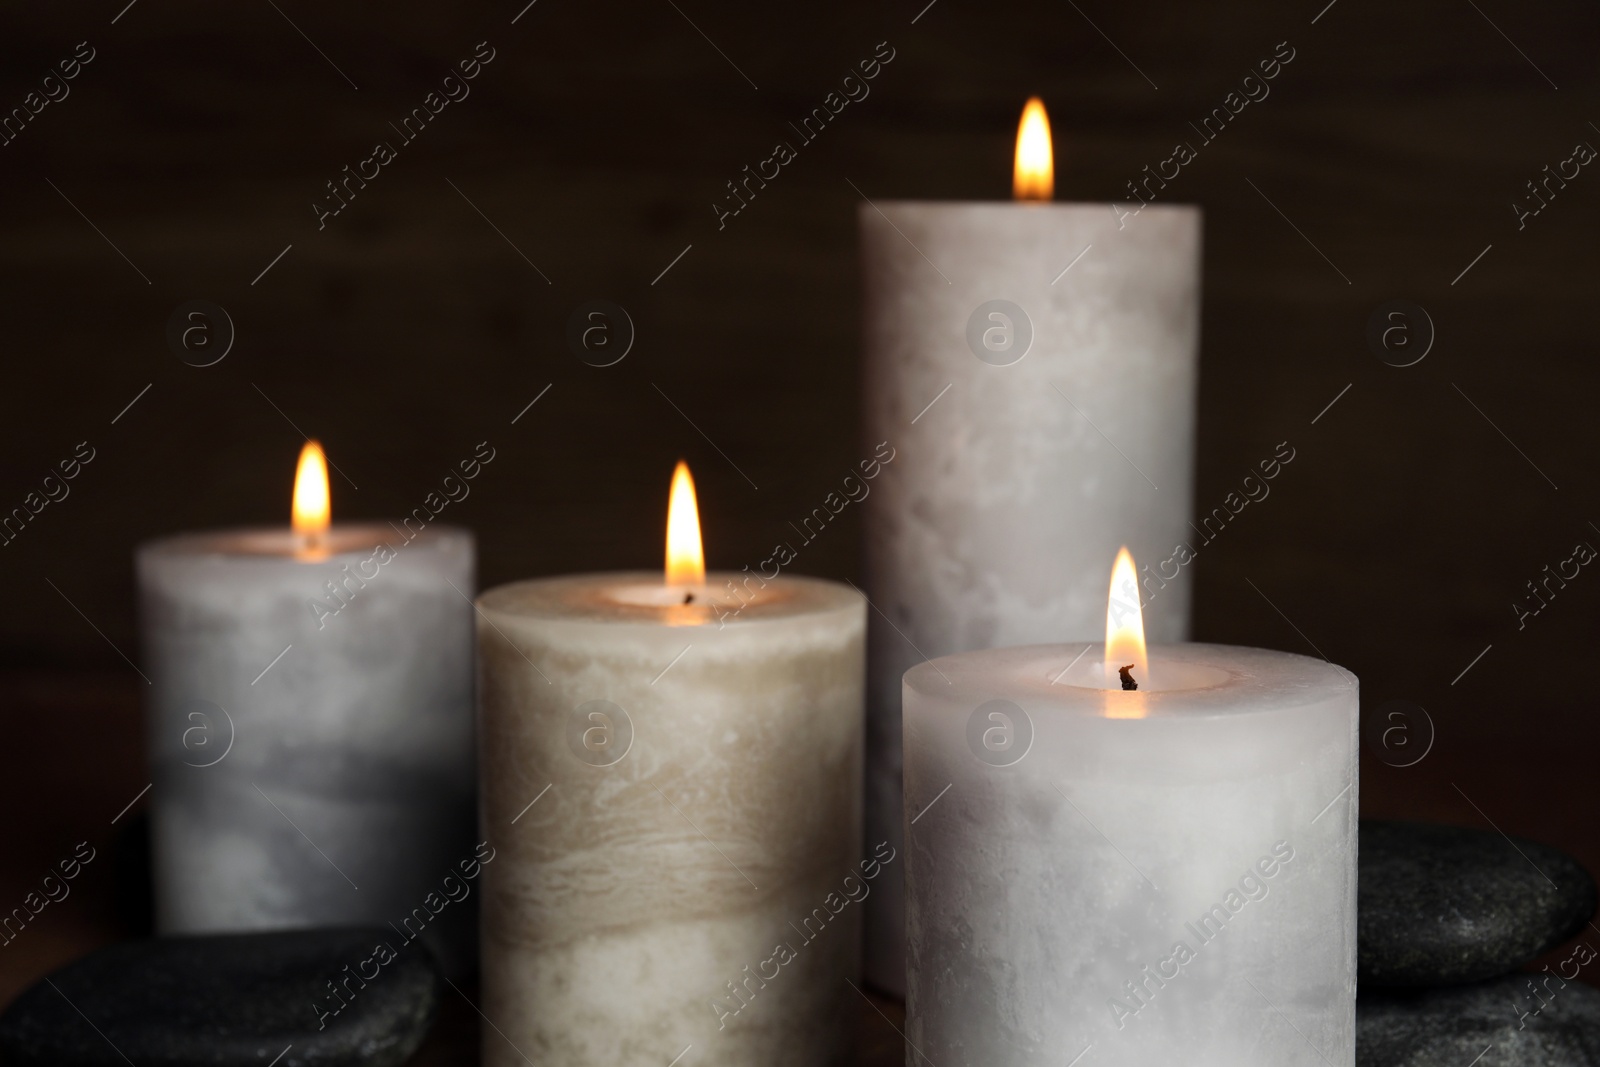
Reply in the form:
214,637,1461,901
683,592,694,605
665,460,705,587
1104,546,1149,699
291,440,331,561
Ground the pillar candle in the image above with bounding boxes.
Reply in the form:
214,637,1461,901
475,570,865,1067
903,641,1357,1066
858,101,1202,992
138,444,477,974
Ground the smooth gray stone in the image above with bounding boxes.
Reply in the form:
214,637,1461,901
1360,820,1596,985
1359,973,1600,1066
0,927,440,1067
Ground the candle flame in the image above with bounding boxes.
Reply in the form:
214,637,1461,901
292,440,331,548
665,460,705,586
1013,97,1054,202
1105,546,1149,698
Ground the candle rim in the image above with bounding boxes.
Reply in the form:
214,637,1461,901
137,522,471,561
476,570,862,627
854,199,1203,213
906,641,1355,719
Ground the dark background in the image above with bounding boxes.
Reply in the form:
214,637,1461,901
1,0,1597,1052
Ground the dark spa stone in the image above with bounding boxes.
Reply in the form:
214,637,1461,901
1360,820,1596,986
0,927,441,1067
1358,973,1600,1067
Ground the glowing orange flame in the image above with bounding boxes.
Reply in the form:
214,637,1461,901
1105,546,1149,701
1014,97,1054,202
292,441,330,558
665,460,705,586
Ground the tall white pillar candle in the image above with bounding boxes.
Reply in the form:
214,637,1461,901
859,187,1201,992
138,446,478,973
476,571,865,1067
903,642,1357,1066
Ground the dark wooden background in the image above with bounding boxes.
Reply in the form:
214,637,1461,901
1,0,1598,1057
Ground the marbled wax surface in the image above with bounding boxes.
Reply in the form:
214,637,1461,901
904,643,1358,1066
477,573,867,1067
140,526,477,973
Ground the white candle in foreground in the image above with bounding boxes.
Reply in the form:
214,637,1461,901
860,99,1202,993
476,463,867,1067
139,442,477,972
903,637,1357,1066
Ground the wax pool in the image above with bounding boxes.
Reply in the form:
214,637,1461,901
903,642,1357,1067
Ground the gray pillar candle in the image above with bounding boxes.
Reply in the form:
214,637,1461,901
859,101,1202,993
904,640,1357,1066
138,444,476,974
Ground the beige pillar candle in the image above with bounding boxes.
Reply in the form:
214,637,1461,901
476,463,868,1067
860,98,1202,993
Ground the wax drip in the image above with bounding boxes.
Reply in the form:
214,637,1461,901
1119,664,1138,691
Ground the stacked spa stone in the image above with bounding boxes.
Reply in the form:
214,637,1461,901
0,928,442,1067
1359,820,1600,1067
